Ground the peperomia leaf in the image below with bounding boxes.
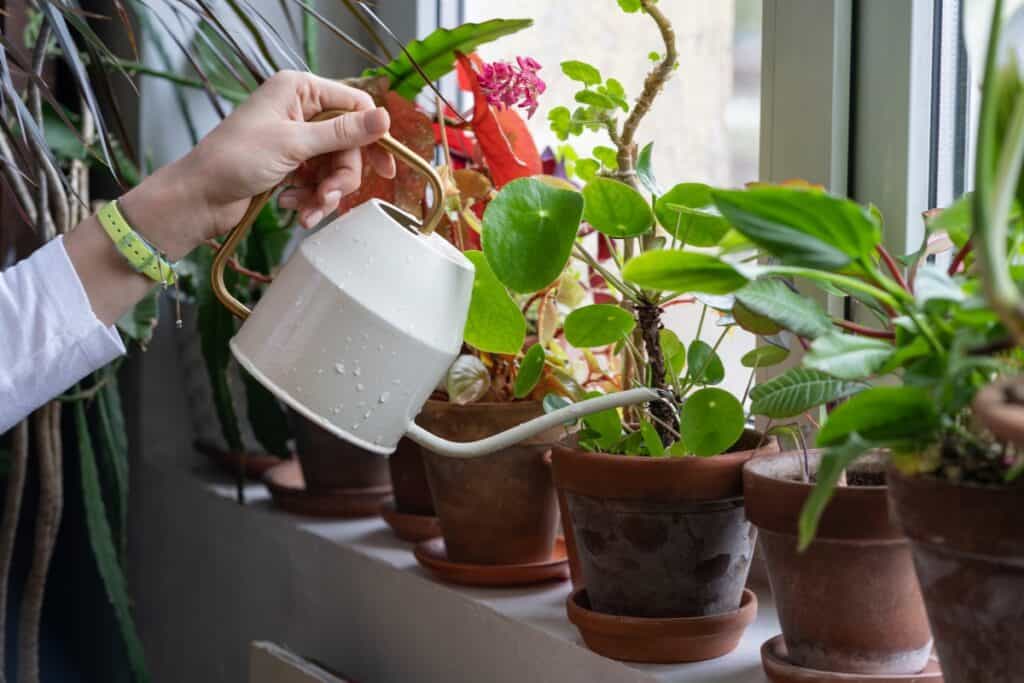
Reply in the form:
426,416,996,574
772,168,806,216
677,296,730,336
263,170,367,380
564,304,636,348
816,386,940,447
463,251,526,355
582,177,653,237
640,421,666,456
622,250,748,294
680,388,745,456
363,19,533,99
637,142,660,195
582,393,622,450
514,344,546,399
749,368,862,418
712,186,882,270
446,355,491,405
734,279,834,340
561,60,602,85
483,178,584,293
686,340,725,385
660,329,686,378
798,435,873,550
804,334,894,381
655,183,731,246
741,345,790,368
732,301,783,335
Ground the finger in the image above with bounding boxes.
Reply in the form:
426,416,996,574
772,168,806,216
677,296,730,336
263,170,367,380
298,107,390,158
300,206,325,230
368,145,396,179
277,187,316,210
317,147,363,202
298,73,376,120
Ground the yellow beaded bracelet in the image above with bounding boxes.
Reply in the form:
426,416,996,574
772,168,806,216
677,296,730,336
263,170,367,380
96,201,176,286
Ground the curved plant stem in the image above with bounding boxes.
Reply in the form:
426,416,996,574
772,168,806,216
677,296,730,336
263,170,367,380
876,244,910,292
833,319,896,339
29,24,56,241
764,266,901,311
0,420,29,683
572,243,636,299
948,238,972,276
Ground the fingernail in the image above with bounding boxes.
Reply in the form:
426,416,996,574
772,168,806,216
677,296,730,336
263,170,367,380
278,193,298,209
364,107,390,135
305,209,324,228
324,190,342,207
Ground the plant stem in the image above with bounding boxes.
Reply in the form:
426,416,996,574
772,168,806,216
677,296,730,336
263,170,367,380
303,10,319,72
572,243,636,299
876,244,911,292
948,238,972,276
637,299,678,444
832,319,896,339
764,266,902,311
0,420,28,683
103,58,248,103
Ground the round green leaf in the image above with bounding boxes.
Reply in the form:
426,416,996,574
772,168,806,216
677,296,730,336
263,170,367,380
513,344,546,398
655,183,731,246
687,340,725,385
482,178,584,293
680,388,745,456
621,250,748,295
741,345,790,368
732,301,783,335
660,329,686,378
462,251,526,355
582,177,653,237
582,392,622,451
564,304,636,348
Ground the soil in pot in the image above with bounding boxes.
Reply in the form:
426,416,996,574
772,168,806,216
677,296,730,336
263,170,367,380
888,465,1024,683
291,412,391,492
744,450,933,675
418,399,565,566
552,429,777,619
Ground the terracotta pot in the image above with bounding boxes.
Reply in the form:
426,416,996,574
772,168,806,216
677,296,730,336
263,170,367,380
744,450,933,674
388,437,434,516
552,430,777,618
291,413,391,492
888,466,1024,683
418,399,563,565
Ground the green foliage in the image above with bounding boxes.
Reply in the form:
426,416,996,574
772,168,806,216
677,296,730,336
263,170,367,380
798,436,872,550
561,60,602,85
686,340,724,385
618,0,643,12
734,279,834,340
622,250,747,294
655,183,731,246
640,421,666,456
482,178,584,293
581,397,623,451
741,345,789,368
463,251,527,355
680,388,745,456
749,368,862,419
514,344,546,398
804,334,893,381
816,386,940,448
564,304,636,347
732,301,782,335
636,142,659,195
582,177,653,237
660,329,686,377
364,19,533,99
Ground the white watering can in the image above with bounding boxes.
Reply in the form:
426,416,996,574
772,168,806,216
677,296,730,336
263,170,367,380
211,111,663,459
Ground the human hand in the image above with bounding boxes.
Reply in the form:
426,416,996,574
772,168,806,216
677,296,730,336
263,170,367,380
120,71,396,260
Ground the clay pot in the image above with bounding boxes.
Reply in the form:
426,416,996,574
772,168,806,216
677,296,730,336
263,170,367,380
388,437,435,516
888,466,1024,683
551,430,777,618
291,413,391,492
744,450,933,674
418,399,563,565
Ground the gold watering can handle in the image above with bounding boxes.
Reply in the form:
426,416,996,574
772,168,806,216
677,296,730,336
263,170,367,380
211,109,445,320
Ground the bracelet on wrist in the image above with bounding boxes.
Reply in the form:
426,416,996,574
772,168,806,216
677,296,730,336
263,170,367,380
96,200,177,286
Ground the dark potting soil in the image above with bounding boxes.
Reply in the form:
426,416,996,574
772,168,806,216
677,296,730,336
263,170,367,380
933,433,1024,487
795,470,887,487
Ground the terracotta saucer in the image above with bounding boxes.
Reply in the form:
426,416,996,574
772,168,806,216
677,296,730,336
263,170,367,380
379,501,441,542
413,537,570,587
566,587,757,664
761,635,944,682
263,460,393,518
196,439,285,480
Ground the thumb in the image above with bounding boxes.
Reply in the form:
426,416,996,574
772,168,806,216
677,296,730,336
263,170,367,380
300,107,390,158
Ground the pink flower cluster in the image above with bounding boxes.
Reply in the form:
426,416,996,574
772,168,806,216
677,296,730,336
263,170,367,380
477,56,545,118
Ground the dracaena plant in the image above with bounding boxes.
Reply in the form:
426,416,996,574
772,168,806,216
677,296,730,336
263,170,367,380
652,0,1024,550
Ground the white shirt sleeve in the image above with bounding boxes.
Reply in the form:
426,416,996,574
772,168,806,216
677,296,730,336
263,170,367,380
0,236,126,432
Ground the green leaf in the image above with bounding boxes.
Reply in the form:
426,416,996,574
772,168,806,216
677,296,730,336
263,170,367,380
618,0,642,12
686,340,725,385
482,178,584,293
543,393,572,416
582,395,622,450
575,89,616,109
798,436,872,550
116,288,158,346
463,251,527,354
564,304,636,348
915,264,967,306
749,368,862,418
660,329,686,377
561,59,602,85
605,78,626,99
640,421,666,456
680,388,745,456
592,145,619,169
655,183,731,246
95,374,129,563
514,344,546,398
75,402,150,683
712,187,882,270
804,334,893,380
364,19,534,99
549,106,577,141
924,192,972,246
637,142,659,195
735,279,833,340
741,345,790,368
241,370,291,457
732,301,782,335
622,250,748,294
575,158,600,182
582,177,653,237
816,386,940,447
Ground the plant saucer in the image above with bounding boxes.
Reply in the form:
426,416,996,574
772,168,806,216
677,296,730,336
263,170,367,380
761,635,944,682
263,459,392,518
413,537,570,587
379,501,441,542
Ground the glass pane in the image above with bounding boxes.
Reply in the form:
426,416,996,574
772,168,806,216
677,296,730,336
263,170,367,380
457,1,763,400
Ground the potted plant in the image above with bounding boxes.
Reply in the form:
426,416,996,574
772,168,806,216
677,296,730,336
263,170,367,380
479,0,776,662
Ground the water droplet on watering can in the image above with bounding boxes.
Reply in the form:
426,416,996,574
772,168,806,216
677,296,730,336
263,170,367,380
353,367,362,377
392,379,401,386
331,406,341,414
379,392,390,404
377,344,384,352
356,384,365,392
316,368,324,375
335,363,345,374
363,411,372,419
352,423,360,430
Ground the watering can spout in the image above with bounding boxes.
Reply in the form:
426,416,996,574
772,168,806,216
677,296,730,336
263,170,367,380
404,387,667,458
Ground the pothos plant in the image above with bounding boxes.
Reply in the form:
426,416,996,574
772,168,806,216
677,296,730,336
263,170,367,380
473,0,788,456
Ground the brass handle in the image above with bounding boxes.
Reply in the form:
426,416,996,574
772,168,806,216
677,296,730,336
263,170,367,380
211,109,445,320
